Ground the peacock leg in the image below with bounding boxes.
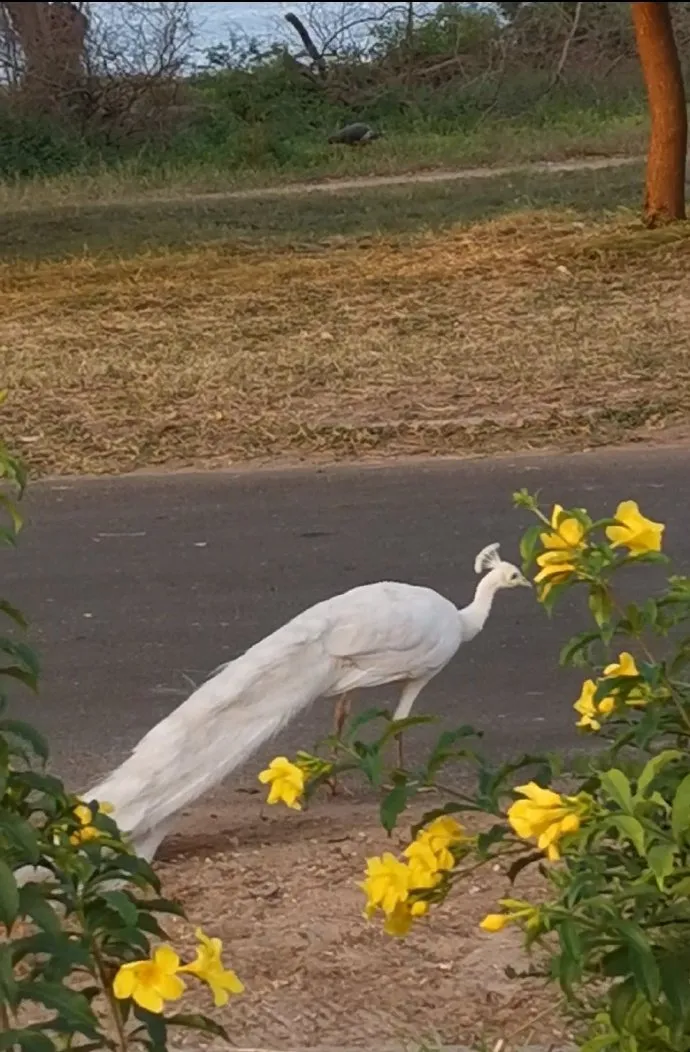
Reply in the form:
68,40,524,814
333,692,351,740
328,693,352,796
392,678,428,774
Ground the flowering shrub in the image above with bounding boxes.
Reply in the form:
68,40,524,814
0,433,241,1050
262,492,690,1052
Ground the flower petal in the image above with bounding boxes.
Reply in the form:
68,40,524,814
154,946,181,975
132,986,165,1014
113,965,137,1001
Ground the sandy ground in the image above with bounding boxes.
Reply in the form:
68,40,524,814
154,792,571,1050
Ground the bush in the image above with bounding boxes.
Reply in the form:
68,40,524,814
0,425,242,1049
263,492,690,1051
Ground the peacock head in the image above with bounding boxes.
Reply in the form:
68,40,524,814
473,542,531,590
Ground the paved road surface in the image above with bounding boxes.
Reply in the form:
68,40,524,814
3,446,687,798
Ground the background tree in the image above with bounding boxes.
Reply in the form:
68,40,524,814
631,1,687,225
1,1,87,114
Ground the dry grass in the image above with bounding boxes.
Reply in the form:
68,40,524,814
2,208,690,477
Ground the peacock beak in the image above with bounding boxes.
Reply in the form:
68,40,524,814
518,574,532,588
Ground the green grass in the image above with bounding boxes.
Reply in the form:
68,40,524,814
0,108,647,211
0,161,646,262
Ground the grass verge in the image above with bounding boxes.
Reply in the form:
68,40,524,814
1,160,643,261
2,163,690,478
0,109,648,210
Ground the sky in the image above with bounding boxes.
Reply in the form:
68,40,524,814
191,3,353,44
190,2,441,47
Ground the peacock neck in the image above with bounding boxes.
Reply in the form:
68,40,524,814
458,570,500,642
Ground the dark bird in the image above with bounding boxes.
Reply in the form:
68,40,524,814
328,122,383,146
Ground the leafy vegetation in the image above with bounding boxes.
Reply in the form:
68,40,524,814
0,1,678,185
0,427,241,1049
268,493,690,1050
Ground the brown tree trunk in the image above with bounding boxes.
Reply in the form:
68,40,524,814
2,1,87,116
631,2,687,226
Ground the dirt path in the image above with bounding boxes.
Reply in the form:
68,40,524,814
222,153,641,202
12,154,640,214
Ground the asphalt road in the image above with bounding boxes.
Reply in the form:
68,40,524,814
3,446,687,797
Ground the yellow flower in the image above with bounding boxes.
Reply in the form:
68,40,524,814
604,652,639,679
540,505,587,552
383,899,428,937
480,912,512,933
575,654,646,730
604,651,647,707
606,501,664,555
401,815,466,888
179,928,244,1007
258,757,305,810
535,549,576,587
418,816,465,854
534,505,588,595
574,679,613,732
480,899,539,934
69,800,113,845
403,840,444,889
361,853,411,917
508,782,583,862
113,946,185,1014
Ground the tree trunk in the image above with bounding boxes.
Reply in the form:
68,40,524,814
631,2,687,226
3,1,87,116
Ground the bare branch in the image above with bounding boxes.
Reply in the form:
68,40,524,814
550,1,583,87
284,12,327,77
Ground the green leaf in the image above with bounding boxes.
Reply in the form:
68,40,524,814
0,600,27,629
607,815,646,856
659,952,690,1023
378,714,437,747
380,780,409,834
423,725,479,779
0,1032,55,1052
646,843,676,889
0,858,19,928
128,896,186,918
19,981,98,1034
0,493,23,535
559,631,600,668
617,920,661,1000
609,976,637,1032
519,523,542,570
167,1013,229,1041
0,639,40,679
599,769,634,814
476,823,508,855
101,890,139,928
0,720,49,763
557,919,582,993
579,1037,617,1052
671,772,690,840
133,1005,167,1052
12,932,92,974
344,707,388,738
356,745,384,787
636,749,682,798
19,885,62,936
0,810,40,863
589,587,613,630
0,942,17,1006
0,666,38,691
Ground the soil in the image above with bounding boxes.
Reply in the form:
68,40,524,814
155,792,572,1050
